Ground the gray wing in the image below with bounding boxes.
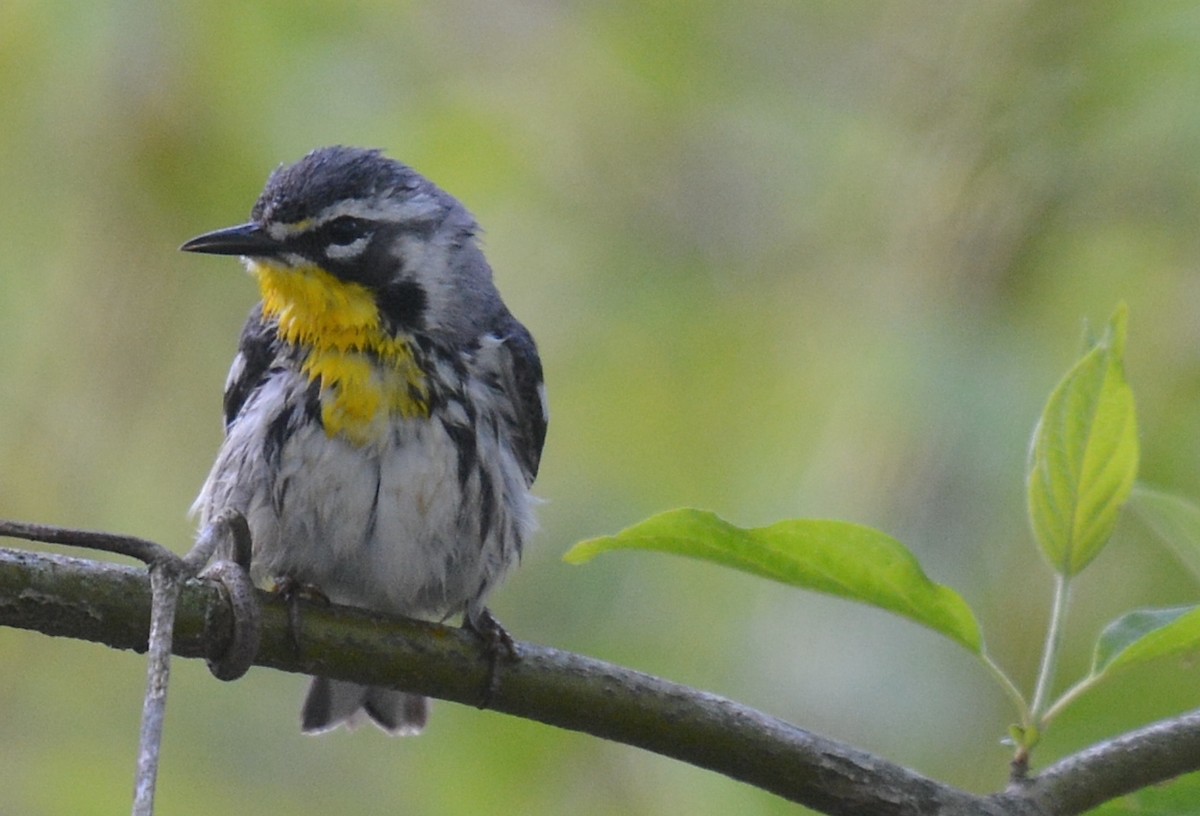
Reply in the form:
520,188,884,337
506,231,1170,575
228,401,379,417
495,316,547,484
222,303,281,430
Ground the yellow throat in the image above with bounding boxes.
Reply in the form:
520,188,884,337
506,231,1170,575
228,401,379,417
251,261,430,445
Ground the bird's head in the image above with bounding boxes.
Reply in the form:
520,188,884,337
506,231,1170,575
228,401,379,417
182,146,498,337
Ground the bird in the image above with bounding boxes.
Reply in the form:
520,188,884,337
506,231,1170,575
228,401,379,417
181,146,547,735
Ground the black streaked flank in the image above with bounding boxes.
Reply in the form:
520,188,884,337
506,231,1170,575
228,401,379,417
364,467,382,543
441,416,479,489
303,379,323,426
263,409,291,467
477,467,496,543
271,475,291,515
407,383,428,412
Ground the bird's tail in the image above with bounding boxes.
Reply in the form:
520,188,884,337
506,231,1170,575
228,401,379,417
301,677,429,736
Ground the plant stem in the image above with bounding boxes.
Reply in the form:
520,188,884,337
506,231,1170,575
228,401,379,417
1039,674,1096,727
1031,572,1072,721
981,653,1030,726
132,563,182,816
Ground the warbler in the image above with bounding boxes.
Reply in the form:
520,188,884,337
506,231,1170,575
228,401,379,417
181,146,547,735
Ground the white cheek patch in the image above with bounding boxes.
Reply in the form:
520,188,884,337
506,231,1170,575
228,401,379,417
243,256,294,273
325,236,370,260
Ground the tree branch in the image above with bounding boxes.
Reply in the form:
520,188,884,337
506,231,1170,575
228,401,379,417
1012,709,1200,813
1,544,1197,815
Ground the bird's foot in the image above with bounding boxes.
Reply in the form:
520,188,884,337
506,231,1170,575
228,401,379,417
463,607,519,708
271,577,330,654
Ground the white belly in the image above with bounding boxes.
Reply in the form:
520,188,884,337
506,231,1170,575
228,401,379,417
196,369,528,619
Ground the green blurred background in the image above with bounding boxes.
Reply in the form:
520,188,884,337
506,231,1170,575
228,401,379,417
3,1,1200,813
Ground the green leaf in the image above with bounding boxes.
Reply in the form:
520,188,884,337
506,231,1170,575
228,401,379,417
564,508,983,653
1128,484,1200,580
1027,304,1139,576
1090,605,1200,679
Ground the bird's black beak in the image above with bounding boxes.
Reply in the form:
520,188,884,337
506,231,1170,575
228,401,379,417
180,222,285,257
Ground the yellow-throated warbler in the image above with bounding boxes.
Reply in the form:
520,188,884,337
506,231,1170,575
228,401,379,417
182,146,547,735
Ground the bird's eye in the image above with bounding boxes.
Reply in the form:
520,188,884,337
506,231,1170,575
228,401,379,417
324,217,369,246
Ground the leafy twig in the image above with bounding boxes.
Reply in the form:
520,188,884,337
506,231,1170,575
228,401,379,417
3,544,1199,815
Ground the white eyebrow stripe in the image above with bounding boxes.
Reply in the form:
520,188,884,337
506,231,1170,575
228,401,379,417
263,191,443,240
311,194,442,227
